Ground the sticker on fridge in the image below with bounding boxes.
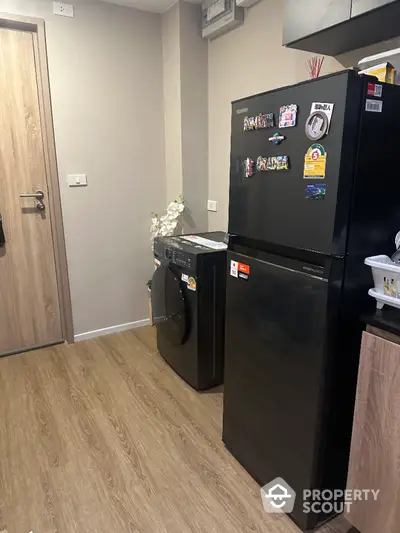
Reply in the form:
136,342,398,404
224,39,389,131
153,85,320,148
230,260,250,280
365,99,383,113
304,144,327,179
187,276,197,291
230,260,238,278
305,184,326,200
279,104,298,128
238,263,250,275
367,83,382,98
238,262,250,281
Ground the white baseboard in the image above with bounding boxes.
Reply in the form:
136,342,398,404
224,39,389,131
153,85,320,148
74,318,151,342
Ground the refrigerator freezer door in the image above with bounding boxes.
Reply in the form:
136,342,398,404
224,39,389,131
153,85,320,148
229,71,362,256
223,251,338,530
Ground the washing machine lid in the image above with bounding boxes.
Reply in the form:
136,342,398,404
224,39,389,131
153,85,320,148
151,265,187,346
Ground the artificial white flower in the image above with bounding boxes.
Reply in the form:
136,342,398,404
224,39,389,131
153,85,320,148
166,222,177,231
150,196,185,244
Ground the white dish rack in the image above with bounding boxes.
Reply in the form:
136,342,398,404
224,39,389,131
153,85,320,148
365,255,400,309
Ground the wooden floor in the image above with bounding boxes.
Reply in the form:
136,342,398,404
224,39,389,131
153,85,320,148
0,327,354,533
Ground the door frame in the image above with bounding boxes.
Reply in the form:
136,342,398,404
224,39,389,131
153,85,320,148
0,12,74,344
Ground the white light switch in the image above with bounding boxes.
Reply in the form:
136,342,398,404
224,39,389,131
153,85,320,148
207,200,218,212
53,1,74,18
67,174,87,187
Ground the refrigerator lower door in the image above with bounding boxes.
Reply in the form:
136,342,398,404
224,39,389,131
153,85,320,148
223,251,338,530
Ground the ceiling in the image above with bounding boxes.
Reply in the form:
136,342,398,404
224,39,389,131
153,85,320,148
101,0,202,14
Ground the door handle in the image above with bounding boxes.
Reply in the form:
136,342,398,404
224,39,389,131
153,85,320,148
20,190,45,210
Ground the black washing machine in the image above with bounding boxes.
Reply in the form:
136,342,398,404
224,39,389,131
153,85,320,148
151,232,226,390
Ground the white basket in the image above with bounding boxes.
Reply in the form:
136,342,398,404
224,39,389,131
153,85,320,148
365,255,400,309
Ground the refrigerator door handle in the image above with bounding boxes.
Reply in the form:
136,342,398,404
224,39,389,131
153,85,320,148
260,259,328,282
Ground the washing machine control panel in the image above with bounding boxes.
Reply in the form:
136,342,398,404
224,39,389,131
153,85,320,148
165,247,193,269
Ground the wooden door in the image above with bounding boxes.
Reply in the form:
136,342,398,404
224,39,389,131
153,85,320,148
345,330,400,533
0,27,62,355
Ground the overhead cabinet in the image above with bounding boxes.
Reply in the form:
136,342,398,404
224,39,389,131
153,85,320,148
283,0,351,47
352,0,397,17
284,0,400,56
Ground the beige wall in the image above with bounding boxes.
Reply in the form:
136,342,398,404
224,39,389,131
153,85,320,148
207,0,343,231
162,1,183,203
0,0,166,336
180,0,208,233
180,0,208,232
162,0,208,232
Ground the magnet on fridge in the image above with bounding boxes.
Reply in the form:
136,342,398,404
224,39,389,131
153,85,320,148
268,132,286,145
256,114,267,129
249,116,256,130
303,144,327,179
256,156,268,171
265,113,275,128
267,157,277,171
305,183,326,200
305,111,329,141
310,103,334,131
267,156,289,171
243,157,255,178
244,116,251,131
279,104,298,128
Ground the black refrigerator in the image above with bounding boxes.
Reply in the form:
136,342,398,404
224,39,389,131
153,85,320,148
223,70,400,531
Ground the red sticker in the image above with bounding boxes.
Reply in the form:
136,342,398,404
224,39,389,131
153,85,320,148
367,83,382,98
230,260,251,279
238,262,250,275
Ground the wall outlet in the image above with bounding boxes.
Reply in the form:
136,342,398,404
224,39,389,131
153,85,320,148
207,200,218,212
53,1,74,18
67,174,87,187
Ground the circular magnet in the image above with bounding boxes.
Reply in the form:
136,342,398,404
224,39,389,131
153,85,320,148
305,111,329,141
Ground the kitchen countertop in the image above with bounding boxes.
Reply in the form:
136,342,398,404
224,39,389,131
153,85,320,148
364,306,400,337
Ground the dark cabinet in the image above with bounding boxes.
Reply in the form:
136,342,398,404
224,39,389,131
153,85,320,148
284,0,400,55
352,0,397,17
283,0,351,45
